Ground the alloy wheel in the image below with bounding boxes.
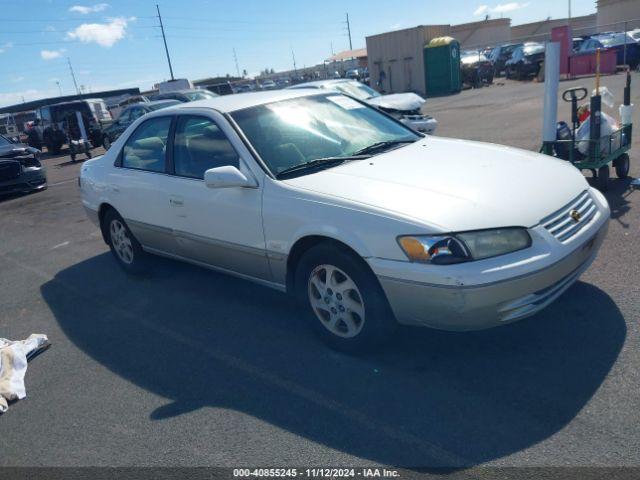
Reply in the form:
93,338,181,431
110,219,134,264
308,264,365,338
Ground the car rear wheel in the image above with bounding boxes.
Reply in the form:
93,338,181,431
103,209,148,274
596,165,610,192
295,243,396,352
614,153,630,179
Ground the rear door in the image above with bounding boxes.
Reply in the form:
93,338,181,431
107,115,179,253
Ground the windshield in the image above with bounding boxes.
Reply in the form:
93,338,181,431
523,44,545,55
231,94,420,176
599,33,634,46
461,52,488,63
330,81,381,100
149,100,181,110
184,90,217,101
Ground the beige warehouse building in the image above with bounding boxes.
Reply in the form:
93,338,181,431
597,0,640,30
366,19,510,96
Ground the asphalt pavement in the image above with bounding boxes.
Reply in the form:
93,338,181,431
0,74,639,469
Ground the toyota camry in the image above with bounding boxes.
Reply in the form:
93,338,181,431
80,90,609,351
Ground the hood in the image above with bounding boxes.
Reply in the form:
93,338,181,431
0,143,38,158
283,137,588,232
367,93,425,112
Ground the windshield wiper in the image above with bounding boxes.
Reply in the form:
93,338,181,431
353,139,417,156
276,155,370,179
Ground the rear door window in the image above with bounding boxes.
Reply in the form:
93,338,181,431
121,116,172,173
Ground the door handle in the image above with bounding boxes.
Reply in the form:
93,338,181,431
169,196,184,207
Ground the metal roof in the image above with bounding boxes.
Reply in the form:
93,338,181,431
0,88,140,114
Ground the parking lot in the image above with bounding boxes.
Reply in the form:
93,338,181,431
1,73,639,469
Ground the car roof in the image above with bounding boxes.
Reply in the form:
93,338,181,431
169,89,323,113
146,100,179,107
288,79,352,90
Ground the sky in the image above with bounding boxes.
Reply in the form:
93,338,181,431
1,0,596,107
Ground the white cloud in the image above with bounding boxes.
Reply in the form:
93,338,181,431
0,42,13,54
69,3,109,14
66,17,128,47
41,49,65,60
0,88,57,108
493,2,530,13
474,2,529,16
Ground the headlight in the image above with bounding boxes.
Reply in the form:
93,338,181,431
398,228,531,265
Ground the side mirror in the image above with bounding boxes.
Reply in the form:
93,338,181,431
204,165,256,189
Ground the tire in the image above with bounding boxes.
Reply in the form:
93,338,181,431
597,165,610,192
294,243,397,353
614,153,630,179
102,209,149,274
103,136,111,150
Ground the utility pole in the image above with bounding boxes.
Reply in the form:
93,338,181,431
346,13,353,50
55,81,62,96
67,57,79,94
156,4,175,80
292,48,298,75
233,48,241,78
568,0,571,22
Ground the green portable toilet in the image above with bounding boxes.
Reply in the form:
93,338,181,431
424,36,461,97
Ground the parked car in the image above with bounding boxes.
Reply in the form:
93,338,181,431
345,68,365,80
275,78,291,89
152,89,219,103
460,50,494,88
80,90,609,351
288,79,437,134
505,42,546,80
0,134,46,196
101,100,180,149
109,95,150,120
233,84,254,94
488,43,523,77
578,33,640,70
35,99,111,154
203,82,234,96
259,79,278,90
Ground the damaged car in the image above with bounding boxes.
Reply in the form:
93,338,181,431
80,90,609,352
288,79,438,134
0,134,47,196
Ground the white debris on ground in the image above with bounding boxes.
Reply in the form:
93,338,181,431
0,334,49,413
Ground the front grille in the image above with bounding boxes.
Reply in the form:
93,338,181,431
541,191,597,243
0,160,21,181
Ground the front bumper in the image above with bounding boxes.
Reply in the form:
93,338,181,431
370,191,610,331
0,167,47,195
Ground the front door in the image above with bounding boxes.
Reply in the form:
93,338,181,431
166,113,270,281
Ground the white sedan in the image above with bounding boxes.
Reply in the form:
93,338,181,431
80,89,609,352
288,79,438,134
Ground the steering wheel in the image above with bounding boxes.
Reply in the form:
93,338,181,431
562,87,588,103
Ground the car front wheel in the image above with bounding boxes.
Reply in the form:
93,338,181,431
103,209,148,274
295,243,396,352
